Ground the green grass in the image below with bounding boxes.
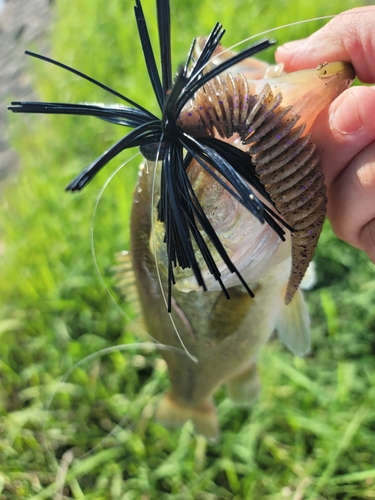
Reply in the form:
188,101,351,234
1,0,375,498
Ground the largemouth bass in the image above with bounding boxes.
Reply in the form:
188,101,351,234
8,0,354,441
127,53,354,441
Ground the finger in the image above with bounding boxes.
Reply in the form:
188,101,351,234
310,86,375,189
275,7,375,83
309,85,375,258
328,141,375,262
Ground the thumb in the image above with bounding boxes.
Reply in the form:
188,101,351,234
275,7,375,84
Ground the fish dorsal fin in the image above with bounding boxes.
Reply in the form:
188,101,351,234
113,251,142,318
275,288,310,357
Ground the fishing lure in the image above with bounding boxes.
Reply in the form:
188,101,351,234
8,0,293,310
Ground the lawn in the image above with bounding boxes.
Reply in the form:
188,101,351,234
1,0,375,498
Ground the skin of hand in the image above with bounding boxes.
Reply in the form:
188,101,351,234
275,6,375,263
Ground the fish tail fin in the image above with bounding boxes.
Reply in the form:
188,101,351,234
225,359,261,406
155,392,219,442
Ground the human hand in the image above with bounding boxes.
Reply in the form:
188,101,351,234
275,7,375,262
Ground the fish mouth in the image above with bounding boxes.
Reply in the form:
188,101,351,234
172,52,354,299
180,37,355,140
254,61,355,133
179,58,355,140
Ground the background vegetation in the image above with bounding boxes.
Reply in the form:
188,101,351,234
1,0,374,498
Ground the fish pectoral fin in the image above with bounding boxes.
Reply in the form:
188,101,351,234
275,288,311,357
225,359,260,406
155,392,219,442
209,288,253,340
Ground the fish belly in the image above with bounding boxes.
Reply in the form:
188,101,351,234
130,160,292,440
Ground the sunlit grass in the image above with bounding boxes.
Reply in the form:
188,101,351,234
1,0,374,498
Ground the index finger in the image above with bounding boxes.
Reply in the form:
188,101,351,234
275,6,375,83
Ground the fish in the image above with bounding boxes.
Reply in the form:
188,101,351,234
7,0,355,441
126,53,354,441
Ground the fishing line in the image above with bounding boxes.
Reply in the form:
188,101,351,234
150,136,199,363
44,341,191,464
200,10,367,76
217,15,336,55
90,153,138,319
47,158,200,470
88,133,197,367
90,150,195,353
188,16,335,78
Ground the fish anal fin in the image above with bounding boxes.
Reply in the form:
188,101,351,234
155,392,219,442
225,359,260,406
276,287,310,357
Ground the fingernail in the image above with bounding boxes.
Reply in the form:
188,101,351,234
329,91,362,135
